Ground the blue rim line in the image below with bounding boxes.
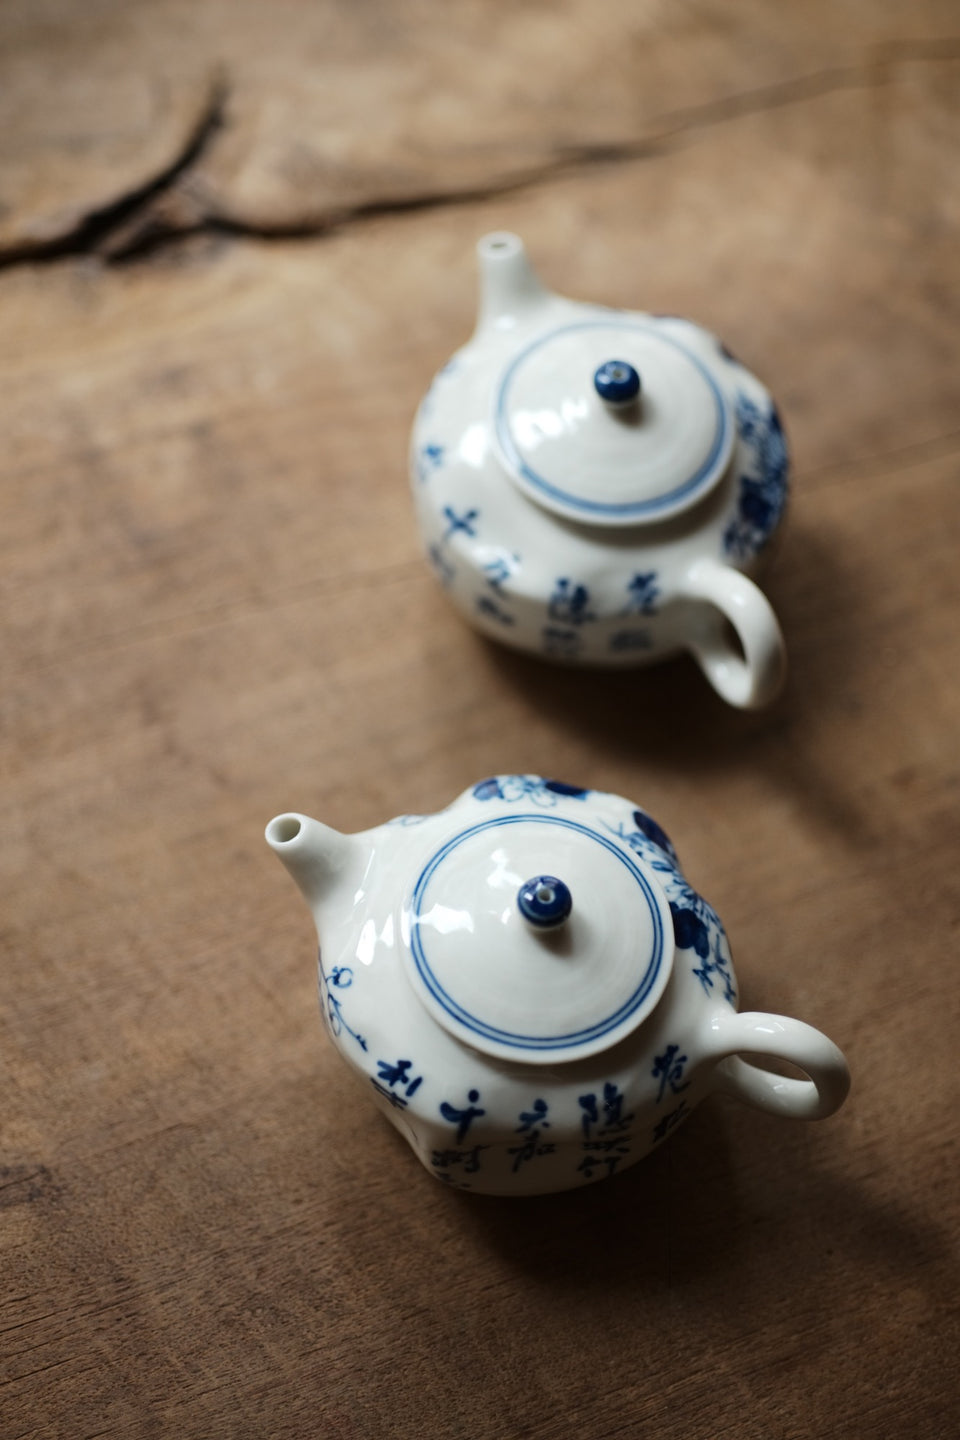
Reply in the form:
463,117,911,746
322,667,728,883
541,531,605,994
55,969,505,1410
495,320,731,520
409,813,665,1051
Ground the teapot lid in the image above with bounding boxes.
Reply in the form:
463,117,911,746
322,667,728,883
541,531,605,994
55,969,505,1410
494,319,734,526
403,811,674,1063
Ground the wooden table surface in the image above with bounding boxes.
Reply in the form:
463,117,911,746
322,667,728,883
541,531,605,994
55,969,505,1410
2,4,958,1436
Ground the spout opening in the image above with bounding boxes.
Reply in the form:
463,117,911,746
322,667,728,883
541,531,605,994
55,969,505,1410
478,231,524,260
266,814,303,846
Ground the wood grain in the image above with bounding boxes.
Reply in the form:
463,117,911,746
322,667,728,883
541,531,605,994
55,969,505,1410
1,4,958,1437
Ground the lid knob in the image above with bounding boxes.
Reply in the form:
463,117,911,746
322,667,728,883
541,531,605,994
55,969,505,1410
593,359,641,406
517,875,573,929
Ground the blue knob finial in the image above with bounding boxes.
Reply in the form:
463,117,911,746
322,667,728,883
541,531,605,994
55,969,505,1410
593,359,641,405
518,875,573,929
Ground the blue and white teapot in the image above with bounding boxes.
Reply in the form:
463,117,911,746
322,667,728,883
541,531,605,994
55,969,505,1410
411,233,791,709
267,777,849,1195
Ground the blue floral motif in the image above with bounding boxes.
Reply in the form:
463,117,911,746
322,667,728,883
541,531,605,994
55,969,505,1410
472,775,591,805
724,393,789,560
604,809,677,867
318,952,368,1052
631,808,678,864
443,505,479,539
542,778,591,799
623,571,660,616
667,884,736,1005
415,441,446,481
548,577,595,626
603,812,736,1006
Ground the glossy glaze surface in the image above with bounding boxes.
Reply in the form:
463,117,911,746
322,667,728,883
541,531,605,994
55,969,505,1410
267,777,850,1194
410,234,789,708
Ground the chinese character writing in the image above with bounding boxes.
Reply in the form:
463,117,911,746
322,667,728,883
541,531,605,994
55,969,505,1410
652,1102,689,1145
624,571,660,616
476,594,515,626
609,628,652,653
542,626,581,658
371,1058,424,1109
439,1088,485,1142
482,551,520,593
577,1083,634,1181
431,1145,488,1182
548,577,594,625
508,1098,555,1173
651,1043,689,1104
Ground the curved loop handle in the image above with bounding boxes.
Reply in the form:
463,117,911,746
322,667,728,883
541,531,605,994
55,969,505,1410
682,557,786,709
706,1011,850,1120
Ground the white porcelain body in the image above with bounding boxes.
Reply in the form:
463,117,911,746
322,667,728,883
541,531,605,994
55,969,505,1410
267,778,849,1196
410,234,790,709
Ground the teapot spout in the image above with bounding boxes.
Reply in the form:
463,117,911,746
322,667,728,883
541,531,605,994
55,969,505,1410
475,232,548,331
265,812,355,912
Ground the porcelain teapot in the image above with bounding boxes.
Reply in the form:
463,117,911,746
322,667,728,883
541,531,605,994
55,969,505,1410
266,776,849,1195
410,233,791,709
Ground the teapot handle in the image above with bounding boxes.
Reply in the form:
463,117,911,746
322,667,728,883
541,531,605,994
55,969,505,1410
704,1011,850,1119
680,557,786,709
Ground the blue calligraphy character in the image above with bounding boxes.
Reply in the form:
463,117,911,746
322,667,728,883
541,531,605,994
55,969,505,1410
578,1083,634,1180
374,1058,423,1103
432,1144,487,1180
624,571,660,616
601,1081,632,1131
476,594,515,626
517,1098,549,1130
440,1088,485,1142
542,626,581,658
651,1044,689,1104
548,578,594,626
652,1102,689,1145
577,1147,628,1181
483,552,520,592
578,1092,599,1139
508,1098,554,1173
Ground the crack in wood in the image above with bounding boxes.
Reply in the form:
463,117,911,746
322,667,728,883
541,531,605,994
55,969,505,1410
0,40,957,270
0,72,227,269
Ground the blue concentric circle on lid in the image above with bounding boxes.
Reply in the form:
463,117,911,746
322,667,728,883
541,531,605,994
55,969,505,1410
517,875,573,928
404,812,673,1062
494,319,734,525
